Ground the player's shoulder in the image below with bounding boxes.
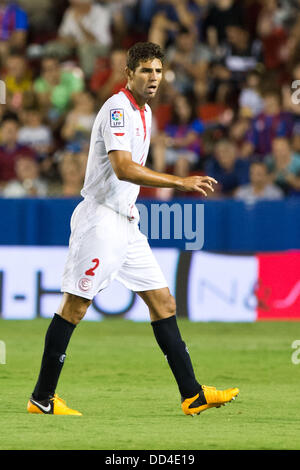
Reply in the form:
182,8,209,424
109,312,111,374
102,90,130,113
98,91,152,126
95,91,130,129
103,91,152,114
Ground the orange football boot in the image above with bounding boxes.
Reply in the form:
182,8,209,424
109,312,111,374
181,385,239,416
27,394,82,416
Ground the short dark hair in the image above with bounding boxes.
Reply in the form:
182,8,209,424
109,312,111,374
127,42,164,71
1,112,19,126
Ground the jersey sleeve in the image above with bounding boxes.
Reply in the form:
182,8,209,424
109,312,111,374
101,101,132,154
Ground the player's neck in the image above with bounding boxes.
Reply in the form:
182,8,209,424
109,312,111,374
125,86,146,110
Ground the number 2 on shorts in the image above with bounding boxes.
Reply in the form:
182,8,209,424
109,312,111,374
85,258,100,276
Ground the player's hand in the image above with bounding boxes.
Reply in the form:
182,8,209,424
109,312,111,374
177,175,218,196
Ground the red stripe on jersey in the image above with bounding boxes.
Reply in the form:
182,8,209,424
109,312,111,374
140,153,145,166
120,87,147,141
120,88,148,112
113,133,125,136
140,109,146,142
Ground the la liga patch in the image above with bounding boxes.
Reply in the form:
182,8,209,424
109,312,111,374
110,108,124,127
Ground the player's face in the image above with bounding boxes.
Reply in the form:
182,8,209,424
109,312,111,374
127,58,163,105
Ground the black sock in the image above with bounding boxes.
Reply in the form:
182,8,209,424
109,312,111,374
151,315,201,398
32,313,76,401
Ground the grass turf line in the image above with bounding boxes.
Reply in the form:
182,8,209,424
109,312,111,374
0,318,299,450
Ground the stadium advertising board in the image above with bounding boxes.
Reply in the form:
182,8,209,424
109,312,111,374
256,251,300,320
0,247,299,321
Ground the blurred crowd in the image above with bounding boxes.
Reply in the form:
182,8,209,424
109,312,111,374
0,0,300,202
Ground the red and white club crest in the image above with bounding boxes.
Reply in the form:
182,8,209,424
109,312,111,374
78,277,93,292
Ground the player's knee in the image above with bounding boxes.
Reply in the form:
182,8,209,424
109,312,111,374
156,294,176,320
63,308,88,325
59,294,92,325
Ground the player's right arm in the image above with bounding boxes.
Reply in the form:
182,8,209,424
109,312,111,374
109,150,217,197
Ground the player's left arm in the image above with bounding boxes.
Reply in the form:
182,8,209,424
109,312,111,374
109,149,217,196
109,150,180,188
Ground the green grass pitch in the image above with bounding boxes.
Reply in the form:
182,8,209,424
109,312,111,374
0,318,300,450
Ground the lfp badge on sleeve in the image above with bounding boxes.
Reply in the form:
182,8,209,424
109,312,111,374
110,109,124,127
0,80,6,104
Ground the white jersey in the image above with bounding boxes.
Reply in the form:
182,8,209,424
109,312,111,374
81,88,152,222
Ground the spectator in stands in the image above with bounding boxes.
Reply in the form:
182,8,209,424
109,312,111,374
128,0,159,37
33,55,84,122
192,72,233,126
102,0,138,47
90,49,127,106
0,0,298,205
291,124,300,154
61,90,96,149
256,0,288,71
2,154,47,197
204,0,245,48
234,160,284,203
264,136,300,194
18,105,53,158
204,138,250,196
4,52,32,112
148,0,196,49
246,90,294,158
18,0,57,38
52,150,85,196
229,116,253,158
45,0,112,77
209,27,263,109
165,25,212,95
0,113,36,187
38,148,61,193
187,0,210,41
238,70,263,118
0,0,28,65
151,93,204,177
221,25,263,84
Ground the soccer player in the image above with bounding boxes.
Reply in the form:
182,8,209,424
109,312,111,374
27,42,239,416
